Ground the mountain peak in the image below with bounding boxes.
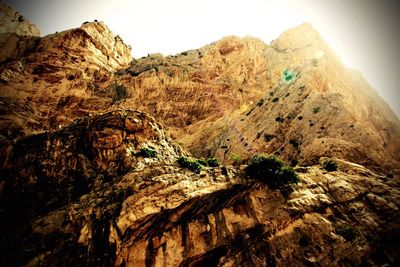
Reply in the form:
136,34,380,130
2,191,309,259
271,22,325,51
0,2,40,36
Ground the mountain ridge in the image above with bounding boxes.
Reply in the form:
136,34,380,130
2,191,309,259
1,5,399,170
1,3,400,266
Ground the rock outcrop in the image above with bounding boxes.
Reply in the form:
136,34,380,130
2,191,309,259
0,3,132,145
0,3,40,36
0,109,185,265
0,3,40,63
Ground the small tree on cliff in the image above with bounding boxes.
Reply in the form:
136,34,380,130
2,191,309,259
245,154,299,189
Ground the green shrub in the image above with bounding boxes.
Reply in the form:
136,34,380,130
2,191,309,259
177,156,203,173
245,154,299,189
283,69,295,82
138,147,157,158
279,166,300,185
322,160,338,171
313,106,321,114
177,156,190,166
206,158,220,167
257,98,265,107
196,158,208,166
180,157,220,168
190,162,203,173
230,153,241,162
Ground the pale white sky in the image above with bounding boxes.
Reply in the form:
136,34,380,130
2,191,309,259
4,0,400,116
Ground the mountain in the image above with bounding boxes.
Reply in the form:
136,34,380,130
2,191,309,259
1,3,400,266
183,23,400,172
1,17,398,172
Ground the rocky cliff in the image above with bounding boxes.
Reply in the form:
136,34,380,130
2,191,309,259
1,19,398,171
0,3,40,63
0,3,40,36
183,24,400,172
1,3,400,267
0,5,132,144
1,109,399,266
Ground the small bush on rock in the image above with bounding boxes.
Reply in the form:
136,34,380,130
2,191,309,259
279,166,299,185
178,156,203,173
196,158,208,166
206,158,220,167
283,69,295,82
322,160,338,172
245,154,299,189
313,106,321,114
230,153,241,163
138,147,157,158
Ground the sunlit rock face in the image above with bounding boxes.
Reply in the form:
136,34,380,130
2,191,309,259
114,162,400,267
0,3,41,63
184,23,400,172
1,3,400,267
1,13,398,170
0,3,132,144
0,3,40,36
1,111,399,266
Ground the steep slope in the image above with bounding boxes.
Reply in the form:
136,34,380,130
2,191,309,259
1,5,398,172
0,3,132,144
0,109,186,265
0,33,271,139
0,4,271,147
116,36,271,138
186,24,400,171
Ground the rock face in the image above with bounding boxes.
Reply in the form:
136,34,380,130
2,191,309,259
1,18,399,171
0,3,40,36
0,109,185,265
114,160,400,267
0,3,132,144
1,4,400,267
1,111,399,266
118,36,268,138
182,24,400,172
0,3,41,63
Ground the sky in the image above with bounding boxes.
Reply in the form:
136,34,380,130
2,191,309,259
3,0,400,117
